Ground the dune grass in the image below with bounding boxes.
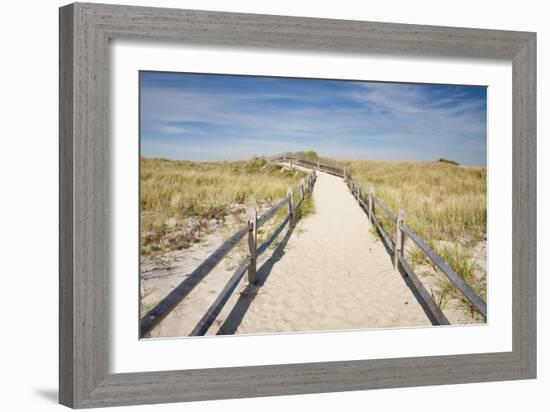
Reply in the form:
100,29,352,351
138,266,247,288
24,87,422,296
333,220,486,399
348,160,486,243
347,159,487,320
141,157,308,259
431,243,487,320
295,192,315,221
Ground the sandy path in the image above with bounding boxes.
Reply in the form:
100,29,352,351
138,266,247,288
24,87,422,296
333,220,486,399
221,171,431,335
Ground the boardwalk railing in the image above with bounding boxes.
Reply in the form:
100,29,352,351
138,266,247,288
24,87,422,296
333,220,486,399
140,169,318,337
271,155,487,324
268,153,345,177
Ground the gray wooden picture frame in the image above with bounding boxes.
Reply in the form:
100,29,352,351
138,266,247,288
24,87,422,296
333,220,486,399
59,2,536,408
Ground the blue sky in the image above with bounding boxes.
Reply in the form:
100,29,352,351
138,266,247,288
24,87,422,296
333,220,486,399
140,71,487,165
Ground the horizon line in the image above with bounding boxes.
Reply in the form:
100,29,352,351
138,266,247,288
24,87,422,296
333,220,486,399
139,154,486,168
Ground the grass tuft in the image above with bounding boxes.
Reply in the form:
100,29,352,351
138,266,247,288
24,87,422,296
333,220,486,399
430,243,487,321
295,193,315,221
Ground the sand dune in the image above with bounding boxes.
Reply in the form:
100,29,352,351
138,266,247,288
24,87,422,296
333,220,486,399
142,170,432,338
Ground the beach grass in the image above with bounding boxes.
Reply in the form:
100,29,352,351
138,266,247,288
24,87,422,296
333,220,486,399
431,243,487,320
347,159,487,320
348,160,486,243
141,156,308,259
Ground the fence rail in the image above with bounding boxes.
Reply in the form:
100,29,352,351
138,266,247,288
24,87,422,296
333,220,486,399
270,157,487,323
140,169,317,337
401,224,487,317
374,197,397,223
268,153,345,177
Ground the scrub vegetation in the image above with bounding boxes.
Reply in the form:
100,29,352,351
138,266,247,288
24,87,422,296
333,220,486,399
347,159,487,321
140,156,308,259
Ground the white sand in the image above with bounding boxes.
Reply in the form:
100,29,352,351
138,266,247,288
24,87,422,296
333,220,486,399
141,219,252,338
142,170,431,338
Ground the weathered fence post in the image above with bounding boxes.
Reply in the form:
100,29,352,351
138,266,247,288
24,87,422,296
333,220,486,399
289,158,293,170
317,160,320,170
300,179,305,202
369,186,375,223
358,184,363,202
399,210,406,255
394,209,406,269
287,187,295,226
247,206,258,284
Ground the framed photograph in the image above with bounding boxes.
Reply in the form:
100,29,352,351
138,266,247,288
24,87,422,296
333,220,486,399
59,2,536,408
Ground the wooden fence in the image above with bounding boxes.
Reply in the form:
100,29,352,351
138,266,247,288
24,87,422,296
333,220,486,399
140,170,318,337
273,156,487,324
268,154,345,177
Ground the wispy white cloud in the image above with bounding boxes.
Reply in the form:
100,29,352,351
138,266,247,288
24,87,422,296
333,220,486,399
156,124,187,134
140,74,486,165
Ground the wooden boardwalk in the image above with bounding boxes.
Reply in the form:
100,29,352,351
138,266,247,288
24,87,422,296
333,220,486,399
219,171,431,335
